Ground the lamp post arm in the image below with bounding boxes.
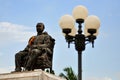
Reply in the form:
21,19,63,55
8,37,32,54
65,34,75,48
85,35,97,48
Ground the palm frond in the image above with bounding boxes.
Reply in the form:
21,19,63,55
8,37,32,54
59,67,77,80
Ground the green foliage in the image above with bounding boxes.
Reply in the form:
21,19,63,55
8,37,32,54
59,67,77,80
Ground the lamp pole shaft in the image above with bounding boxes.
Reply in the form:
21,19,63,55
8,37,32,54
78,51,82,80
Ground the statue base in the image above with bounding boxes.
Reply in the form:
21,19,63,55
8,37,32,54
0,69,66,80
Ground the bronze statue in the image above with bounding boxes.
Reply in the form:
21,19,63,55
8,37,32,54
13,23,55,72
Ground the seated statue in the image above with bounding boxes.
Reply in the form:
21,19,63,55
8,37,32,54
13,22,55,73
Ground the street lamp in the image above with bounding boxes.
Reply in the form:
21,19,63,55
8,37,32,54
59,5,100,80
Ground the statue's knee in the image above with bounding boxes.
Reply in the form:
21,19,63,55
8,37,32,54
31,49,41,56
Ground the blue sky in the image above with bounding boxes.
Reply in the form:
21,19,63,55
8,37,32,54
0,0,120,80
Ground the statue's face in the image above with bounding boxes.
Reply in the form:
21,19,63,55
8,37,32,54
36,24,44,33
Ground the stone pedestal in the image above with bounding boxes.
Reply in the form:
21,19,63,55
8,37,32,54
0,70,66,80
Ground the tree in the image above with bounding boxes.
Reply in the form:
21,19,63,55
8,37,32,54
59,67,77,80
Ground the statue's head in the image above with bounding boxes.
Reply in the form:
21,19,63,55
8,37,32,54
36,22,45,33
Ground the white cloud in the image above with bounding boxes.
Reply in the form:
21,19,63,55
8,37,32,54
86,77,112,80
0,22,35,46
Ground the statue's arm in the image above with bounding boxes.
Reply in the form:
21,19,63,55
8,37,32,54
38,35,51,48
